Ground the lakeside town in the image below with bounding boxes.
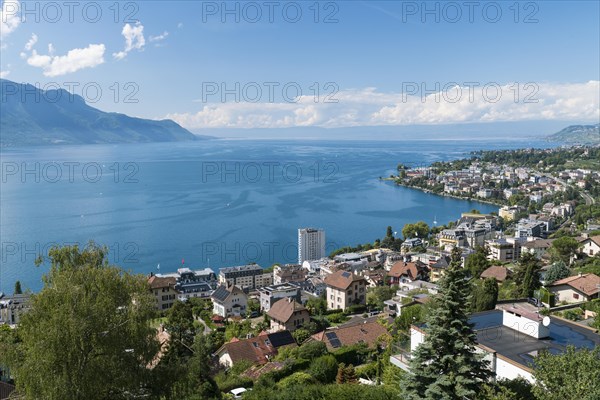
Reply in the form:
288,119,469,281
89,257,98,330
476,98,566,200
1,145,599,400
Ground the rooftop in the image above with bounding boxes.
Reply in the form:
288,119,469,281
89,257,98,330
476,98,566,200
471,310,600,370
550,273,600,296
324,270,365,290
219,264,263,274
267,299,307,323
311,320,389,350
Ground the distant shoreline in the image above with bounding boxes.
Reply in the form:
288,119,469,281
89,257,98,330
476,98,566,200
384,178,503,208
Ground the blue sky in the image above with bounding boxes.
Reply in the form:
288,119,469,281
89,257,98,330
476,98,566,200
1,1,599,131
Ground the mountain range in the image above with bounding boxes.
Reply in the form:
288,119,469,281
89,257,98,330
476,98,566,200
0,79,207,147
546,123,600,145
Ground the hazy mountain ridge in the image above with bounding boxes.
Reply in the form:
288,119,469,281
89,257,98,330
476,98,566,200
546,123,600,144
0,79,208,147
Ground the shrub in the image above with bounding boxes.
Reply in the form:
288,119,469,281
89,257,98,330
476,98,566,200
277,372,316,389
309,355,338,383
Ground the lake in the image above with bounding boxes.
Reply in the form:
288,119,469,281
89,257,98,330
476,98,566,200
0,138,552,292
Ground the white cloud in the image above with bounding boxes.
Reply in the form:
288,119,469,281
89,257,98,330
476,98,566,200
149,31,168,42
0,0,20,40
113,22,145,60
166,81,600,129
26,43,106,77
24,33,37,50
177,22,183,28
0,70,10,78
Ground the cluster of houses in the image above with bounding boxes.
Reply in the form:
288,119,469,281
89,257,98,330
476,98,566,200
400,159,599,205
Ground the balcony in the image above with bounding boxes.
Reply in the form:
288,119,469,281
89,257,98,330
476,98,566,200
389,342,412,371
390,351,412,371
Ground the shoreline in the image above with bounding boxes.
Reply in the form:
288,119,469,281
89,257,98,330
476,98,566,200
384,178,504,208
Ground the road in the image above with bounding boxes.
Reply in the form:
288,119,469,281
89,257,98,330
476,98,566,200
536,170,595,206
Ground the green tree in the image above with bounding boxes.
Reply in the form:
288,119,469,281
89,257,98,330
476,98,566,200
402,221,430,240
14,243,159,400
386,226,394,238
367,286,396,310
167,333,222,400
309,354,339,383
532,346,600,400
544,261,571,284
292,328,311,344
550,237,580,265
336,363,358,384
394,304,425,333
515,252,542,297
472,278,499,312
306,295,327,316
465,246,491,278
165,300,196,358
14,280,22,295
405,247,491,400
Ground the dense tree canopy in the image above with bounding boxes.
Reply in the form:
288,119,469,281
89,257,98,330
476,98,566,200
402,221,430,240
543,261,571,284
514,252,542,297
406,247,491,399
13,243,159,400
532,346,600,400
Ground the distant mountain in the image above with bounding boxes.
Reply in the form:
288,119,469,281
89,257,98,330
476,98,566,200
546,123,600,145
0,79,210,147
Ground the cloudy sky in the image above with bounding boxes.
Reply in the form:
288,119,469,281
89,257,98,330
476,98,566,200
1,0,599,132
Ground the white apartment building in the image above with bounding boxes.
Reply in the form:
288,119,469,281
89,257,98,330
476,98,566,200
298,228,326,264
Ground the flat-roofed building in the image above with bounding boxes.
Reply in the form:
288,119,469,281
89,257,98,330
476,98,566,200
391,306,600,382
258,283,302,312
298,228,326,264
219,264,271,290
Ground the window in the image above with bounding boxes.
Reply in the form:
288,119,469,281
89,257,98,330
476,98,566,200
573,293,580,300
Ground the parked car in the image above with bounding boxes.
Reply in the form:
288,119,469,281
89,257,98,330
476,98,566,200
230,387,249,399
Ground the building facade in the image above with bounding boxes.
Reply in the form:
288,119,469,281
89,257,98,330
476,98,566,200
258,283,302,312
267,298,309,333
148,275,178,310
0,293,30,325
211,284,248,317
298,228,326,264
274,264,307,285
324,270,367,310
218,264,272,290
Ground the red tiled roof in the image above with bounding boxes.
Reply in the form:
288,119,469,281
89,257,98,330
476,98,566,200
324,270,366,290
311,320,389,350
216,331,297,365
551,273,600,297
267,299,308,324
583,235,600,246
388,261,426,280
480,265,512,282
148,275,176,290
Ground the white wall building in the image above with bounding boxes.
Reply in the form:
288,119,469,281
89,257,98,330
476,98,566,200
298,228,326,264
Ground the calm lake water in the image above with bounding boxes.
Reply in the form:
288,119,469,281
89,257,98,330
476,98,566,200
0,138,552,292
